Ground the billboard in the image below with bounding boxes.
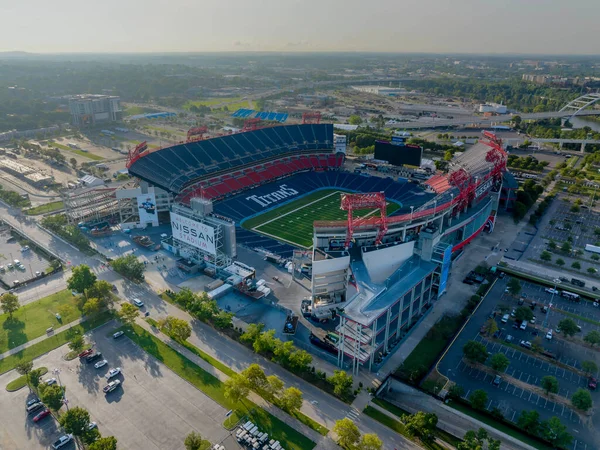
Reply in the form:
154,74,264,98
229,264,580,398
170,212,216,255
137,193,157,224
374,141,422,167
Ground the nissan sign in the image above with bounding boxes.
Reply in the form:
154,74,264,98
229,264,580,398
170,212,216,255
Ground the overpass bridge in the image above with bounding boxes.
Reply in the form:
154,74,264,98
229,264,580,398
505,137,600,153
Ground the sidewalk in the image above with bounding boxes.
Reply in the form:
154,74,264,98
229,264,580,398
0,317,85,360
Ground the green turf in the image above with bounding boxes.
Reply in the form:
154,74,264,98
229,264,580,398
0,311,114,374
48,142,104,160
242,189,401,248
0,290,83,354
24,201,65,216
6,367,47,391
123,324,316,450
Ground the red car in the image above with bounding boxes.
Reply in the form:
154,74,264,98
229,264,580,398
589,377,597,390
78,348,93,358
33,408,51,423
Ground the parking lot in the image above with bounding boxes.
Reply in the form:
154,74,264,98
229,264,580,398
0,228,51,289
439,276,599,450
0,322,230,450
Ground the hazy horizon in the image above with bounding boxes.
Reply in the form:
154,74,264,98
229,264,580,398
2,0,599,55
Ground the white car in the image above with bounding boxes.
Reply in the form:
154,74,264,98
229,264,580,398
545,330,553,340
545,288,559,295
530,316,536,324
44,378,57,386
94,359,108,369
132,298,144,307
106,367,121,379
13,259,20,265
52,434,73,449
112,331,124,339
87,422,97,430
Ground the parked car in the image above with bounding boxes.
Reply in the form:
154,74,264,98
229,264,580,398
78,349,93,358
26,402,44,414
510,309,516,317
26,397,40,407
44,378,57,386
86,352,102,363
88,422,97,430
33,408,51,423
94,359,108,369
588,377,598,390
530,316,536,324
106,368,121,379
520,340,532,349
504,335,514,343
545,330,553,340
493,375,502,387
545,288,559,295
103,380,121,394
52,434,73,449
112,331,124,339
132,298,144,307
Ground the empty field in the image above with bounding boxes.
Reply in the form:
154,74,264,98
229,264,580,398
242,189,401,247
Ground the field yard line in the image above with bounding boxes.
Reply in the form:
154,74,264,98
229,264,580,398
251,228,311,249
254,190,341,229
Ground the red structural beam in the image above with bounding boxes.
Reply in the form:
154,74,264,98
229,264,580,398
302,111,321,124
126,141,148,168
187,126,208,142
340,192,388,247
242,118,262,131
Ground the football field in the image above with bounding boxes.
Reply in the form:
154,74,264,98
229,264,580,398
242,189,401,248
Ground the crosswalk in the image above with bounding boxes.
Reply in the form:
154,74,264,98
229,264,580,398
345,407,361,422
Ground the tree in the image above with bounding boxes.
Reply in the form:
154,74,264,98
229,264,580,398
548,239,557,250
265,375,284,399
458,428,501,450
253,330,278,354
462,341,488,364
329,370,354,399
118,303,140,326
515,306,534,323
348,115,363,126
86,280,114,305
507,278,522,296
588,267,597,274
469,389,488,410
240,323,264,344
0,293,20,318
557,318,579,337
109,254,145,283
556,258,565,266
333,418,360,449
69,157,77,169
448,384,465,400
541,376,559,395
541,417,572,448
184,432,205,450
540,251,552,261
571,261,581,270
517,410,540,435
403,411,438,441
241,364,267,391
279,387,303,413
39,383,66,411
287,349,312,372
561,241,572,253
29,368,45,389
59,406,94,443
15,360,33,390
58,304,75,319
224,374,249,404
83,298,102,316
571,389,592,411
584,330,600,346
483,318,498,336
68,335,85,353
592,254,600,261
358,433,382,450
273,340,294,364
160,316,192,342
89,436,118,450
67,265,97,294
581,360,598,375
213,311,234,329
490,353,510,372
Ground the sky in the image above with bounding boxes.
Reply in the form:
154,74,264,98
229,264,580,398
2,0,599,54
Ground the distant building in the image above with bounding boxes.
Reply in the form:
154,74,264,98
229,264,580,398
68,95,122,126
351,85,408,96
478,103,507,114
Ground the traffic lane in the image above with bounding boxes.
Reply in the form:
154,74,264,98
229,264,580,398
454,361,583,428
56,326,230,450
471,335,589,395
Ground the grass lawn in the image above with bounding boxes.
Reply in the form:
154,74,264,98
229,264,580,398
184,97,250,110
372,399,462,448
48,142,104,161
449,402,553,450
6,367,47,391
242,189,401,248
24,201,65,216
395,314,462,383
123,324,316,450
0,290,83,354
0,311,113,374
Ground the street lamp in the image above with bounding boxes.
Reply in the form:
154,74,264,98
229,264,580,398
544,278,561,329
53,368,69,411
410,205,414,221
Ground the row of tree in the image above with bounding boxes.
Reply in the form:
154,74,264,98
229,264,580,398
41,215,92,252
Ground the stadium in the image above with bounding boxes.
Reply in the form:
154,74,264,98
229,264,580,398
125,116,513,373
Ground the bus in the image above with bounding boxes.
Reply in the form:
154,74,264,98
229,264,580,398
561,291,580,302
